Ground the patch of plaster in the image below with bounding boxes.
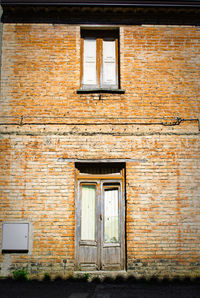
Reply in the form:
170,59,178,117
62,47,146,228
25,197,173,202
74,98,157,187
1,254,11,276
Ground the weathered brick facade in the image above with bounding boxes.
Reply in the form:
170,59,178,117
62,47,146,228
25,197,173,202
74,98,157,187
0,3,200,278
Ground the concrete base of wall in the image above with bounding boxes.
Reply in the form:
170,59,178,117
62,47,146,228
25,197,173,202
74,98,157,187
1,260,199,280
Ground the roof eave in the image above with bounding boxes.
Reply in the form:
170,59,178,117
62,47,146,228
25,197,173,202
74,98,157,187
1,1,200,8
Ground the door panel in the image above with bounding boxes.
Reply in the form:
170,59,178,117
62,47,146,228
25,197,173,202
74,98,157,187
101,247,121,270
76,180,124,271
77,182,99,270
78,246,98,270
101,184,123,270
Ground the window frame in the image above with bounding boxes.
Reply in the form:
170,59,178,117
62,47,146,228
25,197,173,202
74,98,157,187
80,29,122,92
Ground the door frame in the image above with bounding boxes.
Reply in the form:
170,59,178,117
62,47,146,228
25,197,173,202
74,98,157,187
75,166,125,271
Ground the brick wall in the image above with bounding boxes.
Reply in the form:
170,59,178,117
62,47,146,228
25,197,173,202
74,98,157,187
0,24,199,119
0,23,199,278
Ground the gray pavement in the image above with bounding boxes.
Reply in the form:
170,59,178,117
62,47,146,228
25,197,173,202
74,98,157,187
91,283,199,298
0,280,199,298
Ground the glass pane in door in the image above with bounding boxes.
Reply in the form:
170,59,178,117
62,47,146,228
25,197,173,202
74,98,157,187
81,185,96,240
104,188,119,243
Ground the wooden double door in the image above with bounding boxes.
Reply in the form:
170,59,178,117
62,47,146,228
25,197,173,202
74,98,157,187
75,178,125,271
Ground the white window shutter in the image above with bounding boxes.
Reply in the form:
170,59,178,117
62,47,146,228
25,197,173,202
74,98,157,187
83,39,96,85
102,40,116,86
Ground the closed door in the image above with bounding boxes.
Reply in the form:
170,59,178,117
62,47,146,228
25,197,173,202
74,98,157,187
76,180,125,271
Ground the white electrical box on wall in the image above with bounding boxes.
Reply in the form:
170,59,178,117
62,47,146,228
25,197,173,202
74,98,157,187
2,223,29,252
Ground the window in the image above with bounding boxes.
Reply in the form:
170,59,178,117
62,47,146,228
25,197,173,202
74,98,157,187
80,29,120,91
81,184,96,241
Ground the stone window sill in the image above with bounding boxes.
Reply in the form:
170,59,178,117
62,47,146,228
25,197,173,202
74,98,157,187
76,88,125,94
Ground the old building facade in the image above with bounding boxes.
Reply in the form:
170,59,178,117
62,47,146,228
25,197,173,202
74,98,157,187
0,0,200,278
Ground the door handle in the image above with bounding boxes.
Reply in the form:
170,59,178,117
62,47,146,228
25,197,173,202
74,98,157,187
100,213,103,221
